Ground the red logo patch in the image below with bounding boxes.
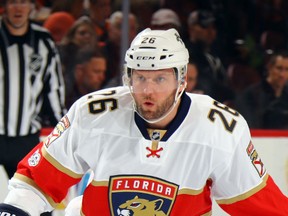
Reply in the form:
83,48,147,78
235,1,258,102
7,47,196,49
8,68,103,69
247,141,266,177
44,115,70,147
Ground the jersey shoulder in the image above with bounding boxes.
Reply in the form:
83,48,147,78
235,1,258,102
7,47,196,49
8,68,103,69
189,93,247,127
61,86,134,144
30,22,54,41
71,86,133,121
185,93,250,147
75,86,132,107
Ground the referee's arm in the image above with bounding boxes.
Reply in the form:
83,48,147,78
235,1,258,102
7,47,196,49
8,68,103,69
43,41,67,126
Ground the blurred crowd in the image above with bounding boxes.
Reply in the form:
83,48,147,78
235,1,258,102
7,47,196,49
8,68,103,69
1,0,288,129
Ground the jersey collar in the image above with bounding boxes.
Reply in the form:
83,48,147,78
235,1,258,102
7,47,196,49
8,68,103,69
135,92,191,141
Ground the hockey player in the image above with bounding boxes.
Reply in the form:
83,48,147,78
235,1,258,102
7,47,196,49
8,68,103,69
0,28,288,215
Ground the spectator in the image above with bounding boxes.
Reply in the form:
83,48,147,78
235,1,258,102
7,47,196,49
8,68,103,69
160,0,198,38
65,47,107,109
89,0,112,42
43,11,75,44
226,39,261,95
101,11,138,88
115,0,160,31
50,0,85,19
150,8,182,34
58,16,99,96
61,16,97,49
235,51,288,129
185,61,203,94
30,0,51,24
185,9,234,103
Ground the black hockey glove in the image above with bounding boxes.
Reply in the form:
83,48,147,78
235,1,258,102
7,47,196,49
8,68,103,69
0,203,29,216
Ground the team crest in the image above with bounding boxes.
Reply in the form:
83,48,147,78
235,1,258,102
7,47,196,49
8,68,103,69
109,175,178,216
44,115,70,147
246,141,266,177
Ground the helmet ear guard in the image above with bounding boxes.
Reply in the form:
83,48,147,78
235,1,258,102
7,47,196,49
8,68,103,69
122,64,130,86
177,65,187,85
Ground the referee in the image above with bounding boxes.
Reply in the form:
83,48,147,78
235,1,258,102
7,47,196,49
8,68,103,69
0,0,66,184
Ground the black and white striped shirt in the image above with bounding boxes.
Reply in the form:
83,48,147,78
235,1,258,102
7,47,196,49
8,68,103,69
0,20,66,137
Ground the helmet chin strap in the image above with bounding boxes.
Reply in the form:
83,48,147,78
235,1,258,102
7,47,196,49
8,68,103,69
133,81,187,124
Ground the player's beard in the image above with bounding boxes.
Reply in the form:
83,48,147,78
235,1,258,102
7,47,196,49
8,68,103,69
135,90,176,121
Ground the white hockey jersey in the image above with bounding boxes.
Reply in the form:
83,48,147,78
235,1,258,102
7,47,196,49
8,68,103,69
5,86,288,215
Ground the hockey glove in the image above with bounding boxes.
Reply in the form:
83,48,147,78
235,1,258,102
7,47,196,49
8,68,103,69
0,203,30,216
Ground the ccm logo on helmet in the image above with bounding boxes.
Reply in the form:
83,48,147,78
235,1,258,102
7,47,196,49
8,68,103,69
136,56,155,60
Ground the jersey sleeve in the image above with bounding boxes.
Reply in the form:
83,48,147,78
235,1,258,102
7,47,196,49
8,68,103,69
4,100,88,214
218,175,288,215
212,123,288,214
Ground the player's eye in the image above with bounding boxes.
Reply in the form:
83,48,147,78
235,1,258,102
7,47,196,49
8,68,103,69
134,75,145,82
155,76,166,84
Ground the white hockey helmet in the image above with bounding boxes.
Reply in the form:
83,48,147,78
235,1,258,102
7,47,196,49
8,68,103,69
124,28,189,84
